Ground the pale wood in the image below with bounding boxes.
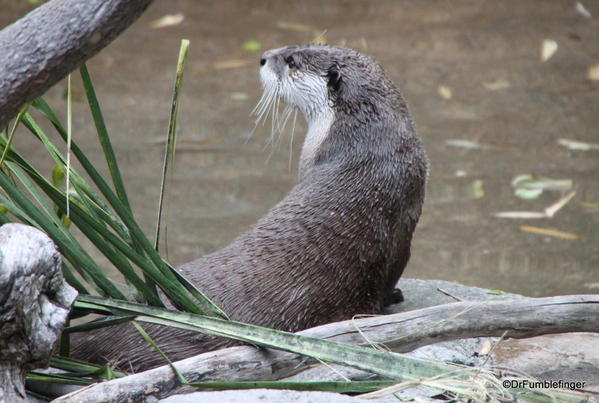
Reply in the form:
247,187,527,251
0,0,154,129
0,223,77,402
54,294,599,402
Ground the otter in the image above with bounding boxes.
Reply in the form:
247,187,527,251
71,45,428,371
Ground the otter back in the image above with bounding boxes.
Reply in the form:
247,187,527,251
71,45,428,372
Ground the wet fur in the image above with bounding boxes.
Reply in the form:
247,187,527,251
71,45,428,372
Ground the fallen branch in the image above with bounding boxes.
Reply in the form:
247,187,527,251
55,294,599,402
0,0,154,129
0,224,76,402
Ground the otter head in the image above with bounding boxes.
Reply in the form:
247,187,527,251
256,45,403,177
258,45,401,125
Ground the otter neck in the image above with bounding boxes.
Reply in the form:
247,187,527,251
298,107,335,180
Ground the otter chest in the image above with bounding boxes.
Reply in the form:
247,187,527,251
299,110,335,175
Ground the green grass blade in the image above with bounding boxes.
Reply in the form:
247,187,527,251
0,194,35,225
64,315,137,333
26,373,92,386
0,146,123,296
154,39,189,250
66,74,72,217
79,64,131,210
189,380,397,393
62,262,89,294
0,209,10,225
19,109,172,304
25,174,163,305
130,321,185,379
0,103,29,167
28,100,215,315
75,296,468,383
50,355,126,377
6,161,66,229
169,266,230,319
0,171,125,299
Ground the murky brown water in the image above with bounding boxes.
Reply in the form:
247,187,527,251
2,0,598,297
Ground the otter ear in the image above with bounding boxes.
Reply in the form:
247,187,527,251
326,64,342,92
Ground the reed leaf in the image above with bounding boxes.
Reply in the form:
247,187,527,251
154,39,189,251
0,103,29,167
79,64,131,210
75,295,474,384
0,170,125,299
25,94,223,316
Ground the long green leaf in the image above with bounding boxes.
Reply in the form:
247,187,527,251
14,165,163,306
0,171,125,299
2,161,89,294
154,39,189,250
75,296,469,383
61,263,90,295
29,100,220,316
19,109,182,307
64,315,137,333
6,161,66,230
0,150,109,295
66,74,72,217
0,103,30,167
189,380,397,393
79,64,131,210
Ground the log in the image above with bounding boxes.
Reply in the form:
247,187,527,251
0,0,154,129
0,223,77,402
54,294,599,402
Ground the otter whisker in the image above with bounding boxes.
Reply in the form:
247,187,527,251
259,87,281,154
288,108,298,169
247,84,280,144
270,89,283,147
274,104,294,150
251,84,276,119
252,83,279,126
255,91,274,125
250,90,267,116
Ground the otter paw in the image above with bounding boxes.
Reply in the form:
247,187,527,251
384,288,404,305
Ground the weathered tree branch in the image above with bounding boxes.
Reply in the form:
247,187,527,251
0,0,154,129
0,223,77,402
55,294,599,402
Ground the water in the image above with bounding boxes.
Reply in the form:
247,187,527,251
2,0,598,297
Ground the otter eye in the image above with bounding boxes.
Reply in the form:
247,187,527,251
326,66,342,91
286,56,297,69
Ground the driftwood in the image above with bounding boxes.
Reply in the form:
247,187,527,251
55,294,599,403
0,0,154,129
0,223,77,402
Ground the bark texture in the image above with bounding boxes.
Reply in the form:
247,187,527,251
0,0,154,129
0,223,77,402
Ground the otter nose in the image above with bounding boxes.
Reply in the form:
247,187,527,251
260,49,278,67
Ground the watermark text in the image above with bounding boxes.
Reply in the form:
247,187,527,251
503,379,585,391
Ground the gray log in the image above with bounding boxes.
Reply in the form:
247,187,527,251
0,223,77,402
0,0,154,129
54,294,599,403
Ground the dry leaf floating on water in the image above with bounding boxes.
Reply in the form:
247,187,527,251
483,80,511,91
576,2,592,18
446,139,482,150
541,39,558,62
587,64,599,81
437,85,452,100
151,13,184,29
519,226,581,241
558,138,599,151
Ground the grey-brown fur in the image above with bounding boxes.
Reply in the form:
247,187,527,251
71,45,428,371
